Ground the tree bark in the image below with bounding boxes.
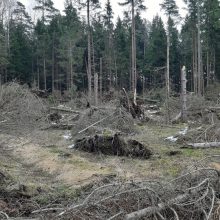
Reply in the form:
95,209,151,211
52,33,55,92
206,51,209,87
37,56,40,90
94,72,98,106
181,66,187,121
99,57,102,99
197,1,202,96
131,0,137,96
187,142,220,148
166,29,170,99
87,0,92,102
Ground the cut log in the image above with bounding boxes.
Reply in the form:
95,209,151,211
187,142,220,148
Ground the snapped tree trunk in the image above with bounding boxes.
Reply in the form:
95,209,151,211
94,72,98,106
99,57,102,99
181,66,187,121
37,56,40,90
165,28,170,123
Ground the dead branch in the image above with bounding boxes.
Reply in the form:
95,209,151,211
187,142,220,148
50,106,80,114
125,179,210,220
78,112,115,134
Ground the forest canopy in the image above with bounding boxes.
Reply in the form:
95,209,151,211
0,0,220,97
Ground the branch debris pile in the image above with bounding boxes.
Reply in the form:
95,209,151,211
0,83,48,134
29,164,220,220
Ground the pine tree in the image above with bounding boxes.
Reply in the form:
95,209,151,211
103,0,114,88
160,0,179,98
33,0,58,90
119,0,146,96
114,17,130,90
77,0,100,103
9,1,33,83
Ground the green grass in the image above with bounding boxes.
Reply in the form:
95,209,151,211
181,148,204,158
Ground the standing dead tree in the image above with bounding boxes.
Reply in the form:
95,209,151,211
181,66,187,121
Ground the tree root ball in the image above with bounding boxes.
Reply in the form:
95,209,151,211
74,134,152,159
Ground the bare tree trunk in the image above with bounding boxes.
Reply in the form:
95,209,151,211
192,31,196,93
165,26,170,124
166,30,170,99
92,34,95,81
194,31,198,94
94,72,98,106
52,33,55,92
131,0,136,96
70,46,73,89
69,40,73,90
99,57,102,100
37,56,40,90
213,50,216,81
43,56,46,91
197,1,202,96
114,49,118,89
206,51,209,87
181,66,187,121
87,0,92,102
108,31,112,88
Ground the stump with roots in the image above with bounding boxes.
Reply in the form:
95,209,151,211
74,134,152,159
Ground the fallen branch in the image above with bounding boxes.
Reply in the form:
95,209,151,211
43,123,75,130
125,179,210,220
122,88,131,113
50,107,80,114
187,142,220,148
78,112,115,134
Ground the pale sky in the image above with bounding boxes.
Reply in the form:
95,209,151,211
20,0,187,26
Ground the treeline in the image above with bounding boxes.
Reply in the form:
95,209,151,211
0,0,220,96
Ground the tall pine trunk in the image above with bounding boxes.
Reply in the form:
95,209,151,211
131,0,136,96
197,1,202,96
166,29,170,99
99,58,102,99
43,56,46,91
87,0,92,103
52,33,55,92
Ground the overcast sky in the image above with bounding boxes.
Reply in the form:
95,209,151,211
20,0,187,25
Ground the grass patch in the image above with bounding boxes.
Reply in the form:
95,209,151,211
181,149,204,158
34,185,80,205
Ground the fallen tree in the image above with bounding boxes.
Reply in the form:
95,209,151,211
187,142,220,148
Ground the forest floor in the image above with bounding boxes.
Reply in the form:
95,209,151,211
0,83,220,219
1,123,220,213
